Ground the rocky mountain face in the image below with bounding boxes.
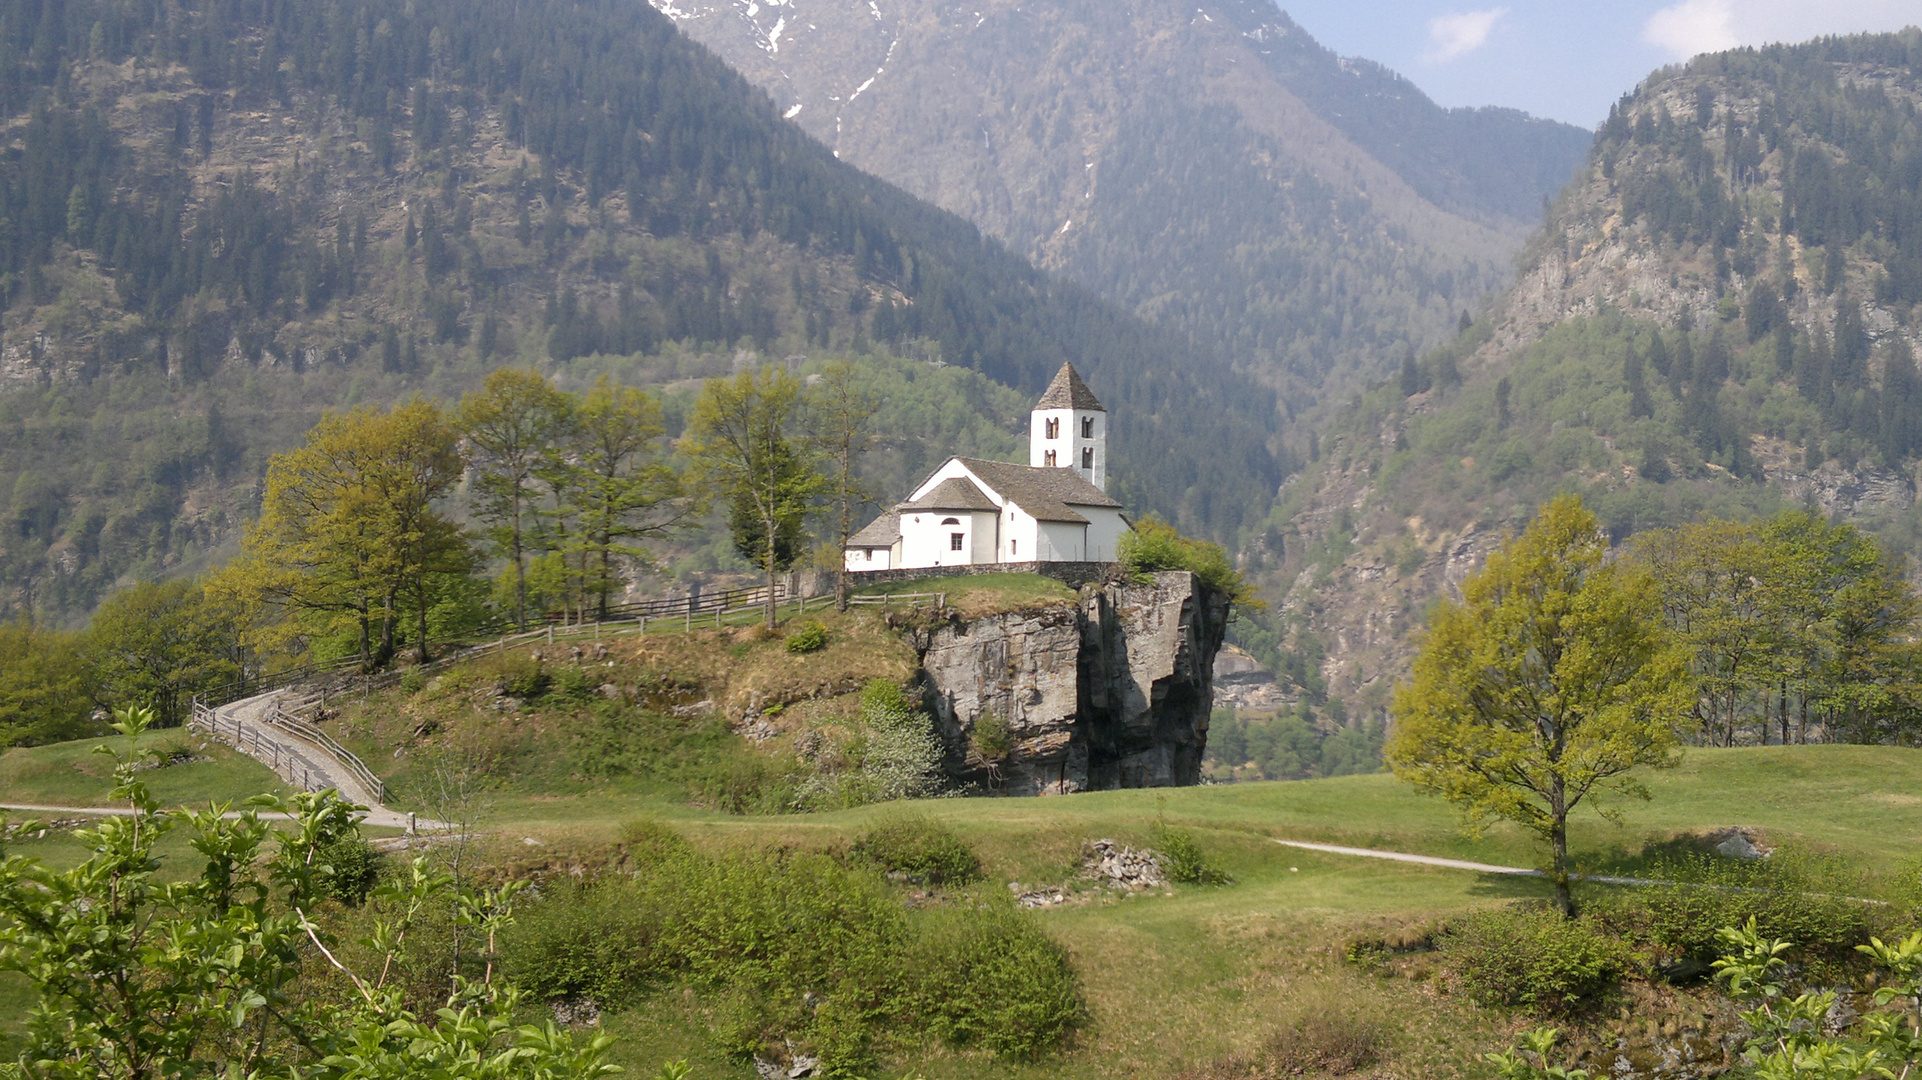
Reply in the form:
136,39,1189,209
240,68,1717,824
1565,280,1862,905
647,0,1590,399
1258,30,1922,721
917,571,1229,794
0,0,1284,620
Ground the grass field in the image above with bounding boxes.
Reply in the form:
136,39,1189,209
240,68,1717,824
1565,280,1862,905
7,690,1920,1077
0,727,289,810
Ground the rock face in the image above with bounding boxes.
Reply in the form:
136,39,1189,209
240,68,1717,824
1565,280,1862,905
918,571,1229,795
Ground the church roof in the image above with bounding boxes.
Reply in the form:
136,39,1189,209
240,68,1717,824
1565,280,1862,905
904,476,999,512
848,511,901,547
1034,362,1105,412
957,457,1120,523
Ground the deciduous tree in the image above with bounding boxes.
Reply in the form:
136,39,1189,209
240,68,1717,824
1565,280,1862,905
456,369,574,629
1387,496,1695,916
685,367,823,630
231,401,469,669
561,376,690,619
807,360,878,612
84,580,242,727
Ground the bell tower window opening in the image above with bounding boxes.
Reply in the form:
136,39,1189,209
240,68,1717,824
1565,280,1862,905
1081,416,1094,439
1044,449,1058,467
1081,447,1093,470
1045,417,1060,439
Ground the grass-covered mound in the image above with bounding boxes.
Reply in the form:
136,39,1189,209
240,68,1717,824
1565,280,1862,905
503,819,1079,1074
0,726,286,808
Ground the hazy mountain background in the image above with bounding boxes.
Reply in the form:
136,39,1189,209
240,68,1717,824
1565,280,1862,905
1259,29,1922,723
644,0,1592,411
0,0,1281,621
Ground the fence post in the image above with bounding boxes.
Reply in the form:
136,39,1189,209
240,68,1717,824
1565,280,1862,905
547,625,554,645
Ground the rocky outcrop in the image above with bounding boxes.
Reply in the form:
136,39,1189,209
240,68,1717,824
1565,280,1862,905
917,570,1230,795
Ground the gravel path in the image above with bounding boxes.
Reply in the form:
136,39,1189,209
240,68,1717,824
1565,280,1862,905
1272,838,1658,886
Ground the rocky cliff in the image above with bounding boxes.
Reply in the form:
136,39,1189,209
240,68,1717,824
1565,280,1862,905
916,571,1229,795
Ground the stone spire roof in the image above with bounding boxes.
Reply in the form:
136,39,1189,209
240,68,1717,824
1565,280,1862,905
1034,362,1105,412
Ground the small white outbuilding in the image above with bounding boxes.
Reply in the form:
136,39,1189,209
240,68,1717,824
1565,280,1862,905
845,363,1129,572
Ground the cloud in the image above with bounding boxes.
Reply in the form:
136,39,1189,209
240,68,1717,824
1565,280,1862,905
1644,0,1920,62
1423,8,1507,63
1644,0,1737,60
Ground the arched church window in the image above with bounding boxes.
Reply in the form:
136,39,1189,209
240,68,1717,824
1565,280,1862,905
1081,416,1094,438
1045,418,1060,439
1044,450,1057,466
1081,448,1093,470
941,518,960,525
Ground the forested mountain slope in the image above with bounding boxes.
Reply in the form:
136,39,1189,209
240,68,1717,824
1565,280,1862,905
1249,29,1922,719
644,0,1590,403
0,0,1281,622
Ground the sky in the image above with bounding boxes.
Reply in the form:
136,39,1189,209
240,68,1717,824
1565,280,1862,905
1275,0,1922,130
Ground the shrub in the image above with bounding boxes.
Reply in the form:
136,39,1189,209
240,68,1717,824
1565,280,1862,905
503,843,1081,1070
619,817,694,867
1119,515,1256,605
487,654,550,699
1441,906,1625,1013
1594,846,1874,977
1177,1005,1387,1079
852,814,981,885
545,663,595,702
1151,825,1231,885
967,710,1013,766
315,835,383,906
399,669,427,695
796,680,941,809
785,620,830,654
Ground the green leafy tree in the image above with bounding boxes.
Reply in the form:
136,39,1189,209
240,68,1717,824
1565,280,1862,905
685,366,824,630
231,402,470,669
84,580,243,727
0,706,623,1080
807,360,879,612
560,376,690,620
0,621,92,746
456,369,575,629
1386,495,1695,916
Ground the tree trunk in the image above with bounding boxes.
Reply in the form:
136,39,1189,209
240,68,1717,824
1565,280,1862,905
764,510,779,632
416,588,431,665
512,485,526,630
1549,776,1574,917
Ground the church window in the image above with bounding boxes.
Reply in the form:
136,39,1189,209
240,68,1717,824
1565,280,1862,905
1081,447,1093,470
941,517,960,525
1081,416,1094,438
864,549,873,561
951,532,965,551
1044,450,1057,467
1045,418,1059,439
1011,539,1017,555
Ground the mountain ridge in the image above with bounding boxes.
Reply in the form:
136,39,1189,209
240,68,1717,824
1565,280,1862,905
647,0,1591,401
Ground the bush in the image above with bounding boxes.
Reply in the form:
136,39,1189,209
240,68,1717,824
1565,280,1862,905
967,710,1013,767
316,835,384,906
486,654,550,699
1591,846,1874,978
785,620,830,654
1151,825,1231,885
796,680,941,809
545,663,595,702
1441,906,1625,1013
1119,515,1255,605
852,814,981,885
503,843,1081,1070
619,817,694,867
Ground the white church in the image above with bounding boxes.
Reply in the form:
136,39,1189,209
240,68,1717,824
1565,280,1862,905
845,363,1131,571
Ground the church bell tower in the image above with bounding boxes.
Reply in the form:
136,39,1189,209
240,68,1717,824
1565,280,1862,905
1030,362,1107,490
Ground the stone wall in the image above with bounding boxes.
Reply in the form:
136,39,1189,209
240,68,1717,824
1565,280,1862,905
845,561,1121,591
916,570,1230,795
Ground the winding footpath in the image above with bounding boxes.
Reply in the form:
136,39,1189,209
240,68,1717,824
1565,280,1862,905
1272,838,1661,886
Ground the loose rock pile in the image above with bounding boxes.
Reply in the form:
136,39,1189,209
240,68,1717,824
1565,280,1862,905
1082,839,1166,890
